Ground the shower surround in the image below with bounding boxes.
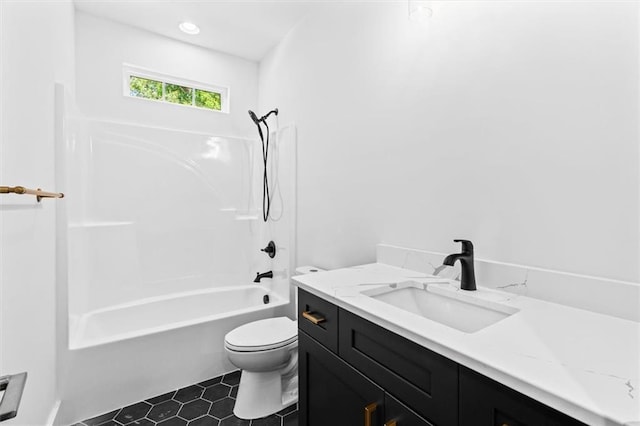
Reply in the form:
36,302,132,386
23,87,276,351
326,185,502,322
55,116,296,425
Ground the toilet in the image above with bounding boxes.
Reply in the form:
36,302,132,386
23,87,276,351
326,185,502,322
224,316,298,419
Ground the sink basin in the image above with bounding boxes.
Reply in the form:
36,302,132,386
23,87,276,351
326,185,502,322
362,281,518,333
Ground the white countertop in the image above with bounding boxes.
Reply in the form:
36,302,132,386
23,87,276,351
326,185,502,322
293,263,640,426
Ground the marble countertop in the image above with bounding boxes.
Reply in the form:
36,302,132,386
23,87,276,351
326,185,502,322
293,263,640,426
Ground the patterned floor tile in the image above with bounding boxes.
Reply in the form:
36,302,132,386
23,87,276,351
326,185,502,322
157,417,187,426
275,404,296,417
94,421,122,426
114,401,152,424
198,377,222,388
229,386,238,399
202,384,232,402
126,419,155,426
209,398,235,420
219,415,249,426
221,371,241,387
147,400,181,422
250,414,280,426
174,385,204,403
83,409,121,426
75,371,297,426
188,415,220,426
282,412,298,426
146,391,176,405
179,399,211,421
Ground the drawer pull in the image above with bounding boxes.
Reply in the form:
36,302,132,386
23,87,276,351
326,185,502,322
384,421,397,426
364,402,377,426
302,311,325,325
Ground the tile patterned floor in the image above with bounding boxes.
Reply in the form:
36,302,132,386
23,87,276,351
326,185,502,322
73,370,298,426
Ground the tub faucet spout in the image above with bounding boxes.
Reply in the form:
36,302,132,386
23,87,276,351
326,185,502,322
254,271,273,283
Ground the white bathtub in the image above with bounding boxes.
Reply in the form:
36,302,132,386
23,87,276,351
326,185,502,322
70,285,284,350
58,284,289,425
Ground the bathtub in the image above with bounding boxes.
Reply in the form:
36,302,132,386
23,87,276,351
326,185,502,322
58,284,290,425
70,285,284,350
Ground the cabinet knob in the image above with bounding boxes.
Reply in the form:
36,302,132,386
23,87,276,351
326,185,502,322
384,420,398,426
302,311,325,325
364,402,377,426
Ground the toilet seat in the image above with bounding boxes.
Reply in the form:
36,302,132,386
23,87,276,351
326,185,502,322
225,317,297,352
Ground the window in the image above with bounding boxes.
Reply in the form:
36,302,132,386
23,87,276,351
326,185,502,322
123,64,229,113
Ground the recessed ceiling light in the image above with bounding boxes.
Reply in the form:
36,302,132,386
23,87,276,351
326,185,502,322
179,21,200,35
408,0,433,22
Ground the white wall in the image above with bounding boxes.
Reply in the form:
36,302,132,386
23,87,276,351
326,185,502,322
75,11,258,137
259,1,640,283
0,1,75,424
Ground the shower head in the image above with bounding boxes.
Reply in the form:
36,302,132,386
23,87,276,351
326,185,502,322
248,110,264,141
248,109,278,124
248,110,260,125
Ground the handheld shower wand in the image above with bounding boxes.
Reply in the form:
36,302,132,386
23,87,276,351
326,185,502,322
248,108,279,222
248,110,264,141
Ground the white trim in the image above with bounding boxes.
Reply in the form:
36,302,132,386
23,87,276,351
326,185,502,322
122,63,230,113
46,400,62,426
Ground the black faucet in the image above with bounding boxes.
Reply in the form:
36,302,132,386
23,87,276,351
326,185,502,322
442,240,476,291
254,271,273,283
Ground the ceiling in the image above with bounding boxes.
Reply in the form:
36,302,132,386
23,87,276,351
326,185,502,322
73,0,320,62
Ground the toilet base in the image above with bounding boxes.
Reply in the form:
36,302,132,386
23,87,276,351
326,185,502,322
233,370,298,420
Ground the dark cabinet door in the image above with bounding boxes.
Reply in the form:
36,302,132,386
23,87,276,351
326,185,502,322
459,367,586,426
339,308,458,426
299,331,385,426
384,393,434,426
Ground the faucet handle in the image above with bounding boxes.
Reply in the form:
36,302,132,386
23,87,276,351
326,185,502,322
260,241,276,258
453,239,474,253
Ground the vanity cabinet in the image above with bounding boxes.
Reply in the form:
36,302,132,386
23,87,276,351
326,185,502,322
339,309,457,425
299,289,435,426
299,331,432,426
299,331,384,426
459,367,585,426
298,288,585,426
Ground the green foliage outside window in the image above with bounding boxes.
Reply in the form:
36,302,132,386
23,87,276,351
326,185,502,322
165,84,193,105
128,74,224,112
129,76,162,100
195,89,222,111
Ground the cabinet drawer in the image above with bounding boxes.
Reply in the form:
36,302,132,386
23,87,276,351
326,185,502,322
339,308,458,426
459,367,586,426
298,288,339,353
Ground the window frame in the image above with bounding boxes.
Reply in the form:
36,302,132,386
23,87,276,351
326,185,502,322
122,64,230,113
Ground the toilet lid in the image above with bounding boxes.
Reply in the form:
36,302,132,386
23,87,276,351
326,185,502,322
225,317,297,352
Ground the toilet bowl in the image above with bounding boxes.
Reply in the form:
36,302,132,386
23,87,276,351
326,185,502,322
224,316,298,419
